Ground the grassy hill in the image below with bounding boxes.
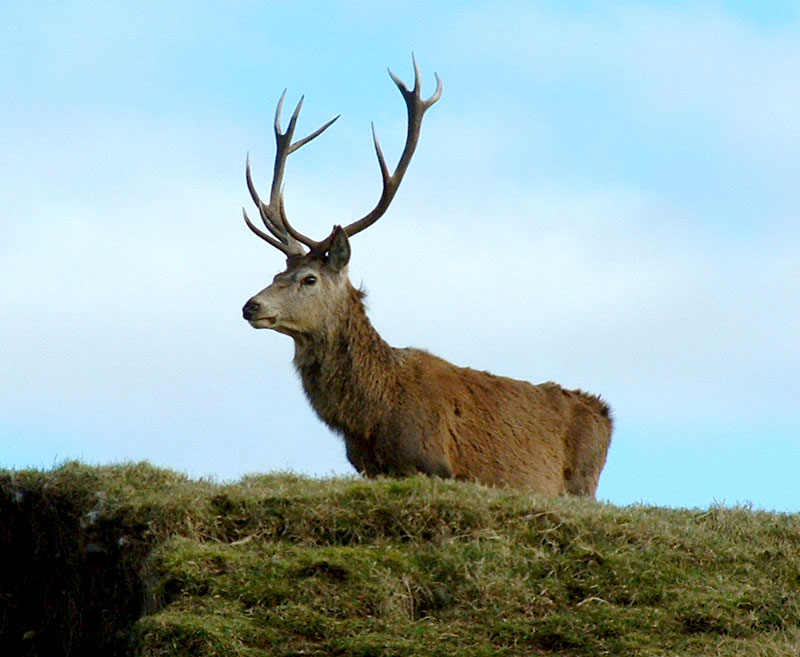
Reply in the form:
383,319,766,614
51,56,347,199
1,462,799,656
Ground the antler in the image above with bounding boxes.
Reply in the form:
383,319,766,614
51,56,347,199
339,54,442,241
243,91,339,257
244,56,442,258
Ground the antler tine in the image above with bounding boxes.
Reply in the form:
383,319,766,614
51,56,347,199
339,54,442,242
246,154,287,242
290,114,340,154
242,207,293,254
244,91,339,257
270,91,301,202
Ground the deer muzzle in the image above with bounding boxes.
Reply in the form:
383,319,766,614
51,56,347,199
242,298,259,321
242,298,276,325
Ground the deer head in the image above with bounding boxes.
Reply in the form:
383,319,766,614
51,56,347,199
242,56,442,338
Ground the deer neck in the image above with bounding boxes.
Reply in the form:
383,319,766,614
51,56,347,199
292,285,399,437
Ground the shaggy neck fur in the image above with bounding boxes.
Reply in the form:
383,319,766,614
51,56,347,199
292,284,400,444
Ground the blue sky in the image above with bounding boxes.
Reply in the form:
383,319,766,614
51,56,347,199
2,1,799,511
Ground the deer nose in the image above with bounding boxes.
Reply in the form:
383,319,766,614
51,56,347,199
242,299,261,321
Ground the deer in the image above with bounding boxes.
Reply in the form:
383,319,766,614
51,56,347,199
241,57,612,497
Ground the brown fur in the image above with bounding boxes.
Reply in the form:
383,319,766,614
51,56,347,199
244,242,612,497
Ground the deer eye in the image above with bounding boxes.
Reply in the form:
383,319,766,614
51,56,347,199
302,275,317,286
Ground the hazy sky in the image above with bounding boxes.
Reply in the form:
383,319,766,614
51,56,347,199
2,1,799,511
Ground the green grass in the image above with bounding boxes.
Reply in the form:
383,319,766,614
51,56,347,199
2,462,800,656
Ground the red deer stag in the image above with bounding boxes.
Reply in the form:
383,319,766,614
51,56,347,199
241,57,612,497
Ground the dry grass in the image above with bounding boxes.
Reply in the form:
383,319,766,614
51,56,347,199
2,462,800,656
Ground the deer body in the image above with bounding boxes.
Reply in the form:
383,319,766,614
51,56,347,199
241,58,612,497
244,241,611,496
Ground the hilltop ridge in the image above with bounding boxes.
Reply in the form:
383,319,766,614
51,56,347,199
1,462,799,655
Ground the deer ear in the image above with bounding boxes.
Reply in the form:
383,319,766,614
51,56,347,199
327,225,351,272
